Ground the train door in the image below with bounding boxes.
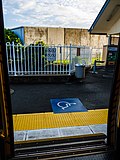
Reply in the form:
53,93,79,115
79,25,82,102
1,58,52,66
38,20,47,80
0,0,120,159
0,0,14,159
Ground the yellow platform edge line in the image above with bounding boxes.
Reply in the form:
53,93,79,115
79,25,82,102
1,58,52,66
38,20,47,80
13,109,108,131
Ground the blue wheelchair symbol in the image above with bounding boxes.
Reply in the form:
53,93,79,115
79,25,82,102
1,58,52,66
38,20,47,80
50,98,87,113
57,101,76,110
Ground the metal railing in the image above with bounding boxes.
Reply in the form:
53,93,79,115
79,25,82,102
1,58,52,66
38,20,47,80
6,42,92,76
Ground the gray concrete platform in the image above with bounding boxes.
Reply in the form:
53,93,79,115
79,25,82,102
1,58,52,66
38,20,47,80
14,124,107,142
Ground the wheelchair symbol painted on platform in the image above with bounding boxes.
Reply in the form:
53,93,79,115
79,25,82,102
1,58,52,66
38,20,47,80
57,101,76,110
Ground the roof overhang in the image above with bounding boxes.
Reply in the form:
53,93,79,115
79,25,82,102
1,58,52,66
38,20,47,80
89,0,120,35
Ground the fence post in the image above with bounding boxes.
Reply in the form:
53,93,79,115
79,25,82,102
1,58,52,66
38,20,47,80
69,44,72,75
12,42,17,76
60,45,62,74
20,45,23,75
90,47,92,65
6,43,9,73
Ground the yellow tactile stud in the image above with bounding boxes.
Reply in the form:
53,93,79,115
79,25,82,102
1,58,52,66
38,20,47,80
13,109,108,131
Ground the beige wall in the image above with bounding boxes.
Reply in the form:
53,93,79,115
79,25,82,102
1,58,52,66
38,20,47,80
24,27,108,48
65,28,108,48
90,34,108,48
24,27,48,45
48,28,64,45
64,28,82,45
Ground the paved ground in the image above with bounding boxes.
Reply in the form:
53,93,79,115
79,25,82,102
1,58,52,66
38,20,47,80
14,124,107,141
10,68,113,114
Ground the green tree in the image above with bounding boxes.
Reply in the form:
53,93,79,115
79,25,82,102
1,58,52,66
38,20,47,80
4,28,22,44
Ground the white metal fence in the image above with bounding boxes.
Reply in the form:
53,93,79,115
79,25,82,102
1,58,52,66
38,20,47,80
6,42,92,76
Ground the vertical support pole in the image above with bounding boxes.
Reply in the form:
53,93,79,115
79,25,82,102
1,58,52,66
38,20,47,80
41,45,42,74
37,45,39,74
20,45,23,75
16,44,20,75
30,45,33,75
12,42,17,76
93,60,96,73
34,45,36,75
44,46,46,74
27,46,30,75
69,44,72,75
9,43,13,75
108,35,112,45
6,43,9,73
77,47,80,56
60,46,62,74
24,45,26,74
90,47,92,66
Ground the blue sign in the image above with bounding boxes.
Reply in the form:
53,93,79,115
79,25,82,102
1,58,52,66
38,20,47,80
108,47,118,52
50,98,87,113
47,48,56,61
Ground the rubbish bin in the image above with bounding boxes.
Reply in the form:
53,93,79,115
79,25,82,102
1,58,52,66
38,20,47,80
75,64,85,79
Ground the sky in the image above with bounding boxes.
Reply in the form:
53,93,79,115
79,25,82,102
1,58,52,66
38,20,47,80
3,0,106,29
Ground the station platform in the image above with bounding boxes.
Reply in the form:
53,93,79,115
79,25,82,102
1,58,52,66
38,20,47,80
11,69,111,143
13,109,108,142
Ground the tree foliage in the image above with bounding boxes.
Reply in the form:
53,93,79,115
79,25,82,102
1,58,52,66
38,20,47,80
35,40,46,47
4,28,22,44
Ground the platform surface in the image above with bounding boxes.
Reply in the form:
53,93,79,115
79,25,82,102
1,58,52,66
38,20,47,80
13,109,108,131
11,69,111,142
10,71,112,114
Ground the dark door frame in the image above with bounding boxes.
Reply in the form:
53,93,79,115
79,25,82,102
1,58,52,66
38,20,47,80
107,36,120,152
0,0,14,159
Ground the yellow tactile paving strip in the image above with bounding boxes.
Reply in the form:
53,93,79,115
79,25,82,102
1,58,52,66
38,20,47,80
13,109,108,131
